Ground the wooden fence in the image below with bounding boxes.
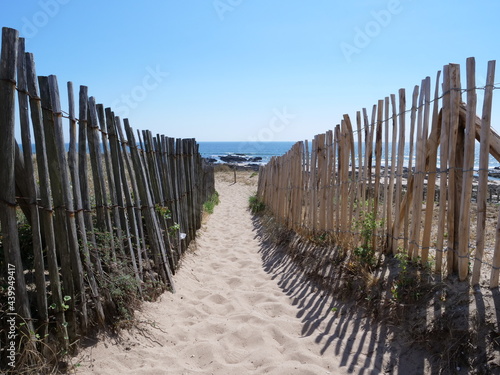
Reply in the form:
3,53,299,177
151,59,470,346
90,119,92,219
0,27,214,369
258,57,500,288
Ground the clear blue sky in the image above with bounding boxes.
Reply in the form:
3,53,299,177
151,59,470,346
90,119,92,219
2,0,499,142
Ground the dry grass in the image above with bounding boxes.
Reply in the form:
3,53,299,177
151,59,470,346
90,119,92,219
215,169,259,186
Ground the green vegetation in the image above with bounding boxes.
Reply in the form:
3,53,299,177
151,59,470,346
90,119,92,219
155,204,182,237
203,191,220,214
91,229,141,324
390,250,431,304
248,194,265,215
353,201,382,270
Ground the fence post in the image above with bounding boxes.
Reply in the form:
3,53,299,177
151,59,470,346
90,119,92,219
471,61,495,285
39,75,78,342
372,100,383,251
50,75,89,332
26,52,69,348
68,83,105,325
457,57,477,280
421,71,442,266
447,63,462,274
16,38,48,342
0,26,35,337
124,119,176,291
391,89,406,254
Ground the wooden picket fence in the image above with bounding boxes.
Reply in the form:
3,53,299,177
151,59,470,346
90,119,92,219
0,27,214,369
258,57,500,288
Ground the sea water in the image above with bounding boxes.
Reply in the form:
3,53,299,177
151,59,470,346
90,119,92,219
198,142,295,165
198,141,500,172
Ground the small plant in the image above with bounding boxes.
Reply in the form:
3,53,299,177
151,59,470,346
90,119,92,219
250,172,258,178
155,204,172,220
390,250,430,303
203,191,220,214
168,223,181,237
49,295,72,312
248,194,265,215
90,229,141,325
353,200,382,269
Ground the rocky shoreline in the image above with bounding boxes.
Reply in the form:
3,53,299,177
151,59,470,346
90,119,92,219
204,154,263,171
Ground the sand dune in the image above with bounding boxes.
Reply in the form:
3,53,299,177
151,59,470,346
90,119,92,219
74,173,411,374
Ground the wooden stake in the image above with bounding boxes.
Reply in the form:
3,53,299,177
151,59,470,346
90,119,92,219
471,61,495,285
457,58,477,280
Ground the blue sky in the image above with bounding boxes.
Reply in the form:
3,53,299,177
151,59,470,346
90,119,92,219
2,0,499,142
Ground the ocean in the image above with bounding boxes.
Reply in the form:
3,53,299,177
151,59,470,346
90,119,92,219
27,141,500,172
198,141,500,172
198,142,295,165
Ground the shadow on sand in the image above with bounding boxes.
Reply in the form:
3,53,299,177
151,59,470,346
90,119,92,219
252,216,500,375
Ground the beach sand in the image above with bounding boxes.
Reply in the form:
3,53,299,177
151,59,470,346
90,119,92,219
74,172,417,374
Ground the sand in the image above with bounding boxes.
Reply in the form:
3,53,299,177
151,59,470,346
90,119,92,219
74,172,400,375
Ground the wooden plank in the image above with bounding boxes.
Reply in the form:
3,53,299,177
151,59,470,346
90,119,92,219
16,38,49,341
38,75,77,342
333,127,340,239
310,136,318,232
343,114,356,239
325,131,334,233
382,97,390,249
447,63,462,274
106,107,142,288
356,111,363,207
372,100,383,251
124,119,175,290
48,74,89,331
26,52,68,347
304,139,310,231
409,81,425,259
340,122,350,246
115,116,150,280
403,86,419,252
97,104,124,256
176,138,189,253
68,82,105,325
298,141,306,233
159,136,180,261
411,78,430,260
391,88,406,254
87,99,105,231
435,65,451,274
77,86,100,272
367,106,376,202
386,94,397,254
457,58,477,280
317,133,327,231
0,27,34,335
471,61,495,285
421,71,442,266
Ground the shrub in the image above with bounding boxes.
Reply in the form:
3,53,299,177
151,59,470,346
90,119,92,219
248,194,265,215
353,200,382,269
203,191,220,214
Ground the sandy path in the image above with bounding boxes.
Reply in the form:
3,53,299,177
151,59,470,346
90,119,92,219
75,175,392,375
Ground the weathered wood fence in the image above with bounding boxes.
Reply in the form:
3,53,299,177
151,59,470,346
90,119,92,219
0,27,214,369
258,57,500,288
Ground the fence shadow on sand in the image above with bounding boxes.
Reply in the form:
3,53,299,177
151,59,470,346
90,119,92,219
249,215,497,374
